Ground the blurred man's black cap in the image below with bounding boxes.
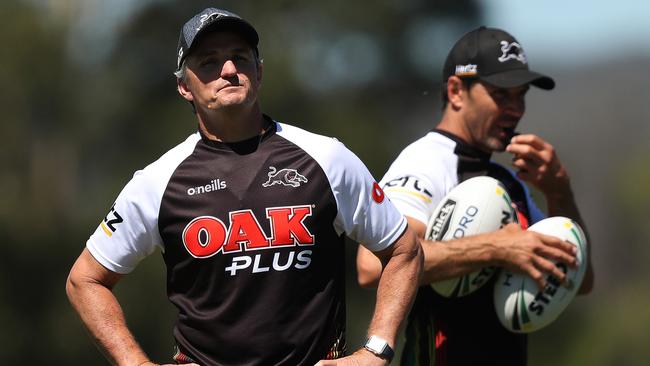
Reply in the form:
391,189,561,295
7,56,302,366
443,26,554,90
176,8,259,71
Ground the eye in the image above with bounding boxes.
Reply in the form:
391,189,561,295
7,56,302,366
519,88,530,98
491,90,507,101
199,57,220,67
231,52,255,65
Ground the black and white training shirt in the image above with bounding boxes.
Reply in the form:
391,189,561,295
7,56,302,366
379,129,544,366
86,117,407,366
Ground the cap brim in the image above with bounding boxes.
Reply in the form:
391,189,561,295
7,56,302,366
480,69,555,90
197,17,259,48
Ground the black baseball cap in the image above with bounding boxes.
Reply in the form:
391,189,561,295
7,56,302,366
176,8,259,71
443,26,554,90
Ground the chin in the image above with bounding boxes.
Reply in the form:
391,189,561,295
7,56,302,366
484,138,508,152
210,97,245,109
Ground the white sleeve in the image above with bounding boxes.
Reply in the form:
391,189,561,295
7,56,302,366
86,133,200,274
86,170,163,274
380,171,445,226
379,146,453,226
276,123,407,252
328,143,407,252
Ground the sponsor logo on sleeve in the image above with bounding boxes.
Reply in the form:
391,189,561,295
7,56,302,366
371,182,385,203
100,203,123,237
383,176,433,203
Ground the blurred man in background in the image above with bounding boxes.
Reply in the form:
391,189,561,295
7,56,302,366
66,7,421,366
357,26,593,365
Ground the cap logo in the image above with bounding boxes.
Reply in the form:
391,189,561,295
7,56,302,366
455,64,478,76
198,11,226,31
177,48,184,67
498,41,527,64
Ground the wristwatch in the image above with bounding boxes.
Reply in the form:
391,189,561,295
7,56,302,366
364,335,394,362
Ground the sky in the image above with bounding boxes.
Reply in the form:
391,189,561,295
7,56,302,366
483,0,650,65
41,0,650,65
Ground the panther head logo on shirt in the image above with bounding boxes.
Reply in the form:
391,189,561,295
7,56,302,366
262,166,308,188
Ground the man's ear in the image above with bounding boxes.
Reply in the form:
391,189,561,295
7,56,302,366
447,76,465,109
177,78,194,102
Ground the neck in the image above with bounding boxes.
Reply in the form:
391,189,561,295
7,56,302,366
436,107,469,143
197,103,266,142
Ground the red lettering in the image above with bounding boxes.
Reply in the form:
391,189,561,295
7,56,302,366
182,205,316,258
267,206,315,246
182,216,227,258
224,210,269,252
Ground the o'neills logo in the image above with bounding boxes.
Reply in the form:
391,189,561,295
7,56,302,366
182,205,316,275
187,179,227,196
429,199,456,240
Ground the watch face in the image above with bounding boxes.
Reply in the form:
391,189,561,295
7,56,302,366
365,335,394,360
366,336,387,352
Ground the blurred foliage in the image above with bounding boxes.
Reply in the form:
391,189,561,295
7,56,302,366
2,0,649,364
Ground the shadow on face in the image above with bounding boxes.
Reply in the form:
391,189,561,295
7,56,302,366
185,30,261,86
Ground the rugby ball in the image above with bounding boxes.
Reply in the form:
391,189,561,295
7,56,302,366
425,176,517,297
493,217,588,333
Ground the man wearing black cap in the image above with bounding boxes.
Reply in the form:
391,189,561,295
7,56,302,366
357,26,594,365
66,7,422,366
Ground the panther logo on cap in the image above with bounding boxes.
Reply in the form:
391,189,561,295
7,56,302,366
498,41,527,64
177,48,184,68
198,11,225,31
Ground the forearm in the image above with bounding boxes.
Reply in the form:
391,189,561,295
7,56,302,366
366,229,422,346
67,279,150,366
409,215,496,285
538,167,590,251
66,249,150,366
419,235,495,285
545,182,584,224
357,220,496,287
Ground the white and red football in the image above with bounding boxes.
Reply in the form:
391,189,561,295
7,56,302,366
425,176,517,297
493,216,588,333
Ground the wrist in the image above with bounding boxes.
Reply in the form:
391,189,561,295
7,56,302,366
135,361,156,366
364,335,394,362
483,230,505,267
542,175,573,200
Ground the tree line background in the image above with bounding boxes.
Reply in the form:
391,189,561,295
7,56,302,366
2,0,649,364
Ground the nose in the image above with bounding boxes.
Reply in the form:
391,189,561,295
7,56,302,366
220,60,237,78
